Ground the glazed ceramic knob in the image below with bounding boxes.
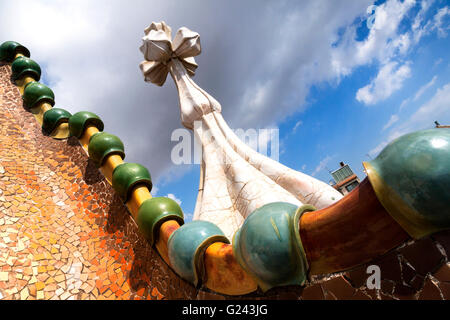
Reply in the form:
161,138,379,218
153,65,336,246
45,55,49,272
168,220,229,287
363,128,450,239
137,197,184,246
11,56,41,81
42,108,72,135
0,41,30,62
111,162,152,201
68,111,104,138
23,82,55,109
232,202,313,292
88,132,125,167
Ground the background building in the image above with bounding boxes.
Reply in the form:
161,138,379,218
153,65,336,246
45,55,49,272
330,162,360,195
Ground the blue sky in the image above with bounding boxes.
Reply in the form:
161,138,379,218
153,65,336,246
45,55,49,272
1,0,449,221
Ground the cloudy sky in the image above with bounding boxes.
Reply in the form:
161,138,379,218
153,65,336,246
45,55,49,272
1,0,449,221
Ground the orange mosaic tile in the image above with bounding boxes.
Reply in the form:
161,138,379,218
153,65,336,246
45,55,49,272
0,63,197,300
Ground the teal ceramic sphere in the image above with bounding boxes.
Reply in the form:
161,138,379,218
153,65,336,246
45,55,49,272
364,128,450,238
232,202,310,292
168,220,229,287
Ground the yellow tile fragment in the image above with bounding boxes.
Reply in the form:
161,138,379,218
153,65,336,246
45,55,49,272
36,291,44,300
20,288,29,300
38,266,46,273
36,282,45,291
0,272,8,281
23,232,33,239
6,287,18,295
34,253,45,261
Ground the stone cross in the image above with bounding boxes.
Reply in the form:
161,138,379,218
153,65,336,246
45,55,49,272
140,21,343,239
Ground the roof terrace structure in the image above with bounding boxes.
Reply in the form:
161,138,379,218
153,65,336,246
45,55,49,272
330,162,360,195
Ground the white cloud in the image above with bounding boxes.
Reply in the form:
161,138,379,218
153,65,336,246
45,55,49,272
228,0,372,127
413,75,437,101
311,155,332,177
368,130,404,158
292,120,303,133
400,82,450,131
413,3,450,43
433,57,444,67
368,140,389,158
166,193,182,205
433,6,450,37
412,0,435,43
332,0,416,75
399,97,411,111
382,114,399,131
184,212,194,222
336,0,446,108
369,82,450,157
356,61,411,105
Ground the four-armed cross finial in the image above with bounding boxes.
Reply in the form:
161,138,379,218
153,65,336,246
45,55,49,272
139,21,221,129
139,21,200,86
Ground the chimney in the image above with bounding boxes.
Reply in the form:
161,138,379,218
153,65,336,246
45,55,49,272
340,161,345,167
